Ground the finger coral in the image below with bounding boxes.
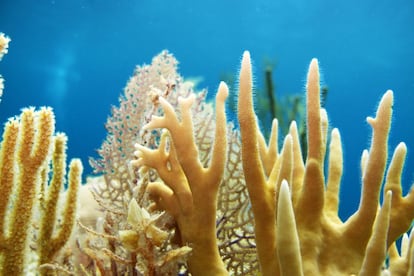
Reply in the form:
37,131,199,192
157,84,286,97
133,81,230,275
0,108,83,275
237,51,414,275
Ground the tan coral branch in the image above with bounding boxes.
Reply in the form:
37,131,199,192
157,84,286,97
135,82,229,275
237,50,279,275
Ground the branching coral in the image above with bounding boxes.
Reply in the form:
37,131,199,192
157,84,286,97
0,108,83,275
133,81,229,275
37,133,83,275
237,51,414,275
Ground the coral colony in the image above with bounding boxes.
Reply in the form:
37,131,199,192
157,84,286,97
1,32,414,275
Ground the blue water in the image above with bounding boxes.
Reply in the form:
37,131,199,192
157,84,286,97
1,0,413,220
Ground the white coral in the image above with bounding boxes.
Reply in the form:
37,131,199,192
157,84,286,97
0,33,10,61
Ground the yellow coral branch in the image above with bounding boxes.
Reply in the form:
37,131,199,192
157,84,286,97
388,228,414,275
135,81,229,275
276,180,303,276
384,142,414,244
288,121,305,204
351,91,393,233
237,50,279,275
38,134,68,263
0,119,19,235
359,191,392,276
38,133,82,269
1,107,54,275
258,119,279,175
135,131,192,216
306,58,323,163
324,128,343,220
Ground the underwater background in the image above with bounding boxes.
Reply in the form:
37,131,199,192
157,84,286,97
0,0,413,220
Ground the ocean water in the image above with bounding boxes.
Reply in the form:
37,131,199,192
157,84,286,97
0,0,413,220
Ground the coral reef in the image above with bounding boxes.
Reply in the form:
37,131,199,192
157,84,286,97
1,36,413,274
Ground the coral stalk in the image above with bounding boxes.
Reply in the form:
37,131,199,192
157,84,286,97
237,50,279,275
38,133,82,274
